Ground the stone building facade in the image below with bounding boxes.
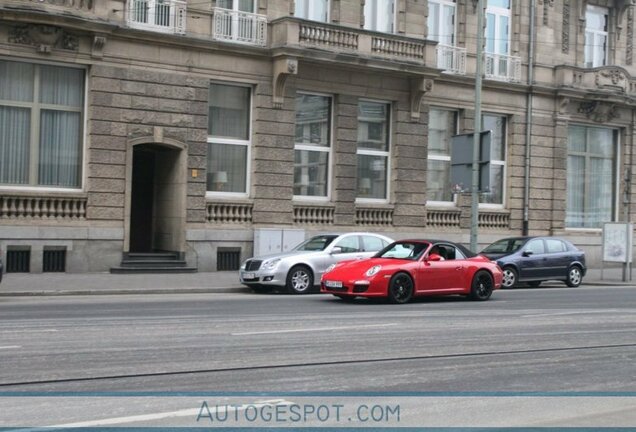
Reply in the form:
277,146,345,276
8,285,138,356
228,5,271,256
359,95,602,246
0,0,635,272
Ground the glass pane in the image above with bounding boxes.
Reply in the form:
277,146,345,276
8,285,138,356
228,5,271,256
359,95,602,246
586,6,607,31
587,127,614,156
334,236,360,253
482,114,505,160
238,0,255,12
486,13,496,53
587,157,613,228
441,4,455,45
363,0,393,32
296,0,328,22
209,84,250,140
363,235,385,251
487,0,510,8
357,154,387,199
568,126,586,152
427,2,439,41
294,149,329,196
429,109,455,155
207,143,247,193
480,164,503,204
596,33,607,66
498,15,509,54
526,239,545,254
39,110,81,187
0,60,34,102
358,101,389,151
217,0,233,9
40,66,84,107
0,106,30,184
566,155,585,228
426,159,452,201
295,94,330,147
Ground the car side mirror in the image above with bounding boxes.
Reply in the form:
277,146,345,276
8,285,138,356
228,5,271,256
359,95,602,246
428,253,442,262
331,246,343,255
522,250,534,257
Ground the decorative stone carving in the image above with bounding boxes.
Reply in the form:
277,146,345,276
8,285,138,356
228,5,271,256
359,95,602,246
8,24,78,52
272,57,298,109
24,0,93,9
595,68,628,92
92,35,107,58
539,0,554,25
577,101,620,123
558,96,571,115
628,5,634,65
410,77,434,121
562,0,570,53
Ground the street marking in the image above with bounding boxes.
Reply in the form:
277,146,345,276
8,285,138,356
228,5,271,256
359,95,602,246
0,346,21,350
232,323,398,336
0,329,58,333
521,310,621,318
8,399,292,430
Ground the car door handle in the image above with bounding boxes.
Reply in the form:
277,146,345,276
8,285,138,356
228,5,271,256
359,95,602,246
355,255,364,259
455,266,463,270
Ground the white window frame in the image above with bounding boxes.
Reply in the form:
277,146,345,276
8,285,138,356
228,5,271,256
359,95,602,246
485,1,511,55
0,57,86,192
363,0,396,33
206,81,253,199
426,107,458,207
356,99,391,204
479,113,507,209
565,124,619,231
427,0,456,45
294,0,330,22
217,0,256,12
585,5,609,68
293,91,333,202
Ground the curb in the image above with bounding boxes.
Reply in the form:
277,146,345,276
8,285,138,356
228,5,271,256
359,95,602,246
0,287,250,297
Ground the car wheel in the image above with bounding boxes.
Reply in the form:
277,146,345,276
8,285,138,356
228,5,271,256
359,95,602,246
335,295,356,302
528,281,541,288
286,265,314,294
501,266,518,288
250,285,273,294
387,273,414,304
470,270,494,301
565,266,582,287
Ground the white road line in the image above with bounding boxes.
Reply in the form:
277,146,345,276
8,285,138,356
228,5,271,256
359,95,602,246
11,399,291,430
0,329,58,333
232,323,398,336
0,346,21,350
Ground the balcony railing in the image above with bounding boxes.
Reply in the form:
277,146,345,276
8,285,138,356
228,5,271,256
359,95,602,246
436,44,466,75
20,0,94,11
127,0,186,35
211,8,267,46
484,52,522,82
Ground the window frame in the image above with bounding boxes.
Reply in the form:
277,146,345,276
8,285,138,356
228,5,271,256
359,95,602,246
479,113,507,209
206,80,253,199
293,91,333,202
426,107,458,207
427,0,457,46
0,57,86,192
356,98,392,204
363,0,396,33
485,0,511,55
217,0,257,13
565,123,619,231
584,5,609,68
294,0,330,22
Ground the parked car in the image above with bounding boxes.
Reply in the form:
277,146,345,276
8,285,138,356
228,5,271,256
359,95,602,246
239,233,394,294
320,239,502,304
480,236,586,288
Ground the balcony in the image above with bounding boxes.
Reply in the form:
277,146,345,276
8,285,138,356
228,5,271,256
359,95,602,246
436,44,466,75
211,8,267,46
127,0,186,35
484,52,522,82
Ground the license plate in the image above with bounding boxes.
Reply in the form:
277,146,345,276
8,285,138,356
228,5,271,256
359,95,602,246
243,272,255,279
325,280,343,288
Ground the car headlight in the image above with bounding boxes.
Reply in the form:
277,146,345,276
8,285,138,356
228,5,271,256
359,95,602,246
240,262,246,270
365,265,381,277
262,258,281,270
325,264,336,273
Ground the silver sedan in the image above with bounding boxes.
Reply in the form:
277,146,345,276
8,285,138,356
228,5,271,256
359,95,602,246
239,232,394,294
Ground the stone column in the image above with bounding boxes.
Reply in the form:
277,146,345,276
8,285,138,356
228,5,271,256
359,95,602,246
333,94,358,226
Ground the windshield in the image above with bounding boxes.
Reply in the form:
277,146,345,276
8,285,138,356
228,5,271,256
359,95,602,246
293,235,338,252
376,241,430,260
482,238,527,254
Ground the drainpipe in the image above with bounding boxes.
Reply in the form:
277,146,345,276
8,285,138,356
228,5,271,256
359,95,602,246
523,0,536,236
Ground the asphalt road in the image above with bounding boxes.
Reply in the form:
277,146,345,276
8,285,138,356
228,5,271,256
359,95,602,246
1,285,636,427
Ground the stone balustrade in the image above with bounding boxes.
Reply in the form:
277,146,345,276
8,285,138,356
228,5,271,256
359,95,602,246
206,202,253,224
299,23,358,50
478,211,510,229
19,0,93,10
0,194,87,220
355,207,393,227
426,208,461,228
293,205,335,225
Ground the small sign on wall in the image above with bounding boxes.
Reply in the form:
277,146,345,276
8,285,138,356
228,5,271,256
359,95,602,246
602,222,633,263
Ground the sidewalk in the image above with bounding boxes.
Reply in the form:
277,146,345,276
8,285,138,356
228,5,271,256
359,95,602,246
0,267,633,296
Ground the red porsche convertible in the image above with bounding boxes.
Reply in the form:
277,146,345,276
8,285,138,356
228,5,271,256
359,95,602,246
320,239,503,303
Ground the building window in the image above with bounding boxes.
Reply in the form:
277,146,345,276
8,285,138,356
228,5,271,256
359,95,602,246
294,94,331,198
207,83,251,194
0,60,84,189
130,0,173,27
566,125,616,228
364,0,394,33
585,5,608,68
484,0,511,78
217,0,255,12
295,0,329,22
427,0,456,45
357,101,390,201
427,108,457,203
480,114,506,205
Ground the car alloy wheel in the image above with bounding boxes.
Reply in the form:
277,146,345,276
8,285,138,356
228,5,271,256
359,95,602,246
470,270,494,301
501,267,517,288
286,265,314,294
388,273,414,304
566,266,582,287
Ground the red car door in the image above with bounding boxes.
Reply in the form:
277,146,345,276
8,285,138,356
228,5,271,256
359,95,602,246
415,244,465,292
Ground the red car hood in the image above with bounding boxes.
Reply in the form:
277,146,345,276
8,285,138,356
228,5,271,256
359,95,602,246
324,257,409,279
